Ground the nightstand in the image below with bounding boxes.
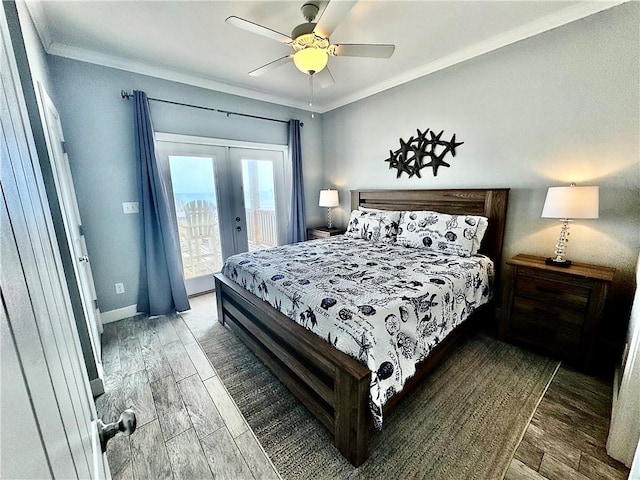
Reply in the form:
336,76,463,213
499,254,615,372
307,227,345,240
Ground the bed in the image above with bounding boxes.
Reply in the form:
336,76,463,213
214,188,509,466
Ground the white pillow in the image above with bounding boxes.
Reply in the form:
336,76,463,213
345,210,382,242
397,211,489,257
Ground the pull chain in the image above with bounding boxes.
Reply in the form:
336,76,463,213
309,74,315,119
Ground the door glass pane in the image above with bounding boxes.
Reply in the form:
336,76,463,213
169,156,223,278
242,159,278,252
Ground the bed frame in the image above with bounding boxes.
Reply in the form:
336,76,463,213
214,188,509,466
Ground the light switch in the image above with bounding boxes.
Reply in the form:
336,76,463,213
122,202,139,214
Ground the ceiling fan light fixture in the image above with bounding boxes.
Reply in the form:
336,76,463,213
293,47,328,75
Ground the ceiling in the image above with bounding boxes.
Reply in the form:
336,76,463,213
26,1,622,113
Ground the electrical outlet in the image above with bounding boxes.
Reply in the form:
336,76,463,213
115,282,125,294
122,202,139,214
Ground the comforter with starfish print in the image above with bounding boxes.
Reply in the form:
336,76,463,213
222,235,493,430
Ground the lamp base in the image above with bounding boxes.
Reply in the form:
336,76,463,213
545,258,572,268
326,207,333,229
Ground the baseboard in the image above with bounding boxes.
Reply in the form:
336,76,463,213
90,357,105,397
611,366,620,417
101,304,139,323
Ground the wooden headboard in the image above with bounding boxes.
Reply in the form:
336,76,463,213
350,189,510,269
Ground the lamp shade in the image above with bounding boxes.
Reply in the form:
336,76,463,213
541,185,599,219
293,48,328,75
319,189,339,208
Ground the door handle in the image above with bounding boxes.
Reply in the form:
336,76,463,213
235,217,241,222
236,226,242,232
78,255,89,263
97,409,136,453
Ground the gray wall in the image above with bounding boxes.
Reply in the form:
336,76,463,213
322,3,640,321
48,56,324,313
46,3,639,328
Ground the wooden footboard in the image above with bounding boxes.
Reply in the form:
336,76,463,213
215,272,484,466
215,273,372,466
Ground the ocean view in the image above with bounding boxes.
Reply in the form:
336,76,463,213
174,192,275,210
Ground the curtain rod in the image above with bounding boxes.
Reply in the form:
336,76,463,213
120,90,302,127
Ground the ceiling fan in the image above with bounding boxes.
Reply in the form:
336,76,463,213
225,1,395,89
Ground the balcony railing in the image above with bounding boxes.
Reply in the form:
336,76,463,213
177,206,278,278
246,208,277,251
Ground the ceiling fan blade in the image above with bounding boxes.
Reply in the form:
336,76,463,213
333,44,395,58
226,16,292,44
248,55,293,77
314,0,357,38
315,67,335,88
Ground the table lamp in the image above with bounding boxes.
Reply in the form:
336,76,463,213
541,183,599,267
319,189,339,229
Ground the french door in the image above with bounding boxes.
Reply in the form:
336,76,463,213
155,134,287,295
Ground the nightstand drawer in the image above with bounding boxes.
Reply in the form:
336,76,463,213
512,296,584,327
515,272,590,311
509,313,581,357
510,298,582,355
307,227,345,240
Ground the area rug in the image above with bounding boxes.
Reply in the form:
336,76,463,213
196,322,559,480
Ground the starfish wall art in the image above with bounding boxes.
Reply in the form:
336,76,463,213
384,128,463,178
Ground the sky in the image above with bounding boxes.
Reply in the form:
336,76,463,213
169,156,216,195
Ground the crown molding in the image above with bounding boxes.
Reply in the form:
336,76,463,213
317,0,627,113
32,0,626,115
24,1,53,50
46,42,314,112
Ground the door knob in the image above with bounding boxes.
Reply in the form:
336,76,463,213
78,255,89,263
97,409,136,452
235,217,241,222
236,226,242,232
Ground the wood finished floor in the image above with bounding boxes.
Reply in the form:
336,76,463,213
505,366,630,480
100,293,630,480
97,306,280,480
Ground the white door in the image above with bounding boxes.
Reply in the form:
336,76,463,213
230,147,288,254
35,83,104,387
155,142,228,295
155,135,288,295
1,9,108,477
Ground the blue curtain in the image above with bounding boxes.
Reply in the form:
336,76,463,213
133,91,190,315
287,119,306,243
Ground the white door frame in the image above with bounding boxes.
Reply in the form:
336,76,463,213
35,82,104,395
155,132,289,156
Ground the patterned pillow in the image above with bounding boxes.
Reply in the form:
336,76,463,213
377,211,402,243
345,210,382,242
472,217,489,255
397,211,489,257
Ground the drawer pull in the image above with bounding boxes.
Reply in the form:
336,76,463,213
535,286,562,295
